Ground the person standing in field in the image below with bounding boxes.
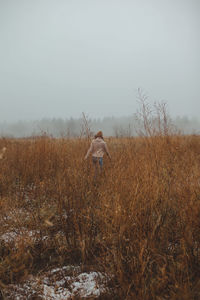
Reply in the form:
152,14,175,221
0,147,6,160
84,131,111,178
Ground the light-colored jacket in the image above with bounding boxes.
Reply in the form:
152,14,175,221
0,147,6,160
85,137,111,159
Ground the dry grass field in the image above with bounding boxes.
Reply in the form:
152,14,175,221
0,131,200,299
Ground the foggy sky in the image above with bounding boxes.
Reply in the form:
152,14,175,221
0,0,199,122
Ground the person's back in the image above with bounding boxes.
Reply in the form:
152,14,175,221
0,147,6,160
89,137,108,158
84,131,111,179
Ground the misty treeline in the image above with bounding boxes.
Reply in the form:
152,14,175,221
0,114,199,138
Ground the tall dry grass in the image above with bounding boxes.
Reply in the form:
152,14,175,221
0,117,200,298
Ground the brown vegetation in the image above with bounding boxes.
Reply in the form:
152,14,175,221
0,104,200,299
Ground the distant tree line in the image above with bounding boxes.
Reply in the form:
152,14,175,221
0,114,199,138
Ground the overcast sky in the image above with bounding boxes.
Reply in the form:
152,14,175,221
0,0,199,122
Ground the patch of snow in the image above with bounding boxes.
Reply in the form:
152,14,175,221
43,284,71,300
0,228,49,246
0,228,40,245
5,266,108,299
50,265,81,274
1,231,18,243
71,272,105,297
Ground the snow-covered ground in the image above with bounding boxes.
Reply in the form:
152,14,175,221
0,228,42,244
4,266,108,299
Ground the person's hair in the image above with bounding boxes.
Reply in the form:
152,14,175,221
95,131,103,139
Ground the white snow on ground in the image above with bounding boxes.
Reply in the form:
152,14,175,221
1,231,19,243
1,207,30,223
43,284,71,299
42,269,106,299
0,228,45,245
71,272,104,297
4,266,108,299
